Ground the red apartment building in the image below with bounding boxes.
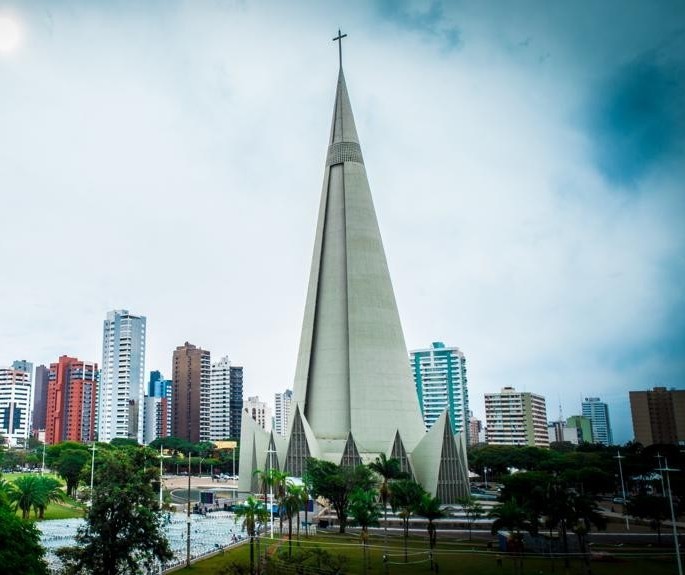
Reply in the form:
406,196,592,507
45,356,98,445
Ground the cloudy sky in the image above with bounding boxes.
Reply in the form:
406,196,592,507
1,1,683,444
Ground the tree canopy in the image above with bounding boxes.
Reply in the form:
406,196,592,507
57,448,172,575
307,458,375,534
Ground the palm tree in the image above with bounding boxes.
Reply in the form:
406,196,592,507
34,476,65,519
489,499,529,574
301,471,313,537
235,496,268,575
10,475,42,520
569,492,606,575
368,453,403,551
389,479,425,563
282,483,303,558
252,468,270,506
457,496,484,541
271,469,288,535
287,483,307,543
348,488,381,575
0,478,16,508
416,493,444,550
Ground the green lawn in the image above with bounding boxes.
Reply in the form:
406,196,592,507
173,531,679,575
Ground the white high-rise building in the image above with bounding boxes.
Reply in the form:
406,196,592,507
274,389,293,437
98,310,146,443
0,364,33,447
485,387,549,447
410,342,469,438
210,356,235,441
244,396,271,432
142,395,168,445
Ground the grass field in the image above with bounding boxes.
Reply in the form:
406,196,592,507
173,530,680,575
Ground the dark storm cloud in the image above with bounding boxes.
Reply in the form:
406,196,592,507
585,34,685,187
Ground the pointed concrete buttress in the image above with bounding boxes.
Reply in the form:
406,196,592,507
291,65,426,458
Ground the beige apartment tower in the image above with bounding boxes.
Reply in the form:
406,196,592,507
172,342,210,444
630,387,685,446
485,386,549,447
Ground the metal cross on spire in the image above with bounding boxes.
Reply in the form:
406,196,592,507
332,29,347,68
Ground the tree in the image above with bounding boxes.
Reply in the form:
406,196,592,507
456,496,483,541
389,479,425,563
368,453,404,551
627,495,670,545
33,476,65,519
56,449,173,575
417,493,444,549
348,488,381,575
45,441,87,468
0,477,15,507
54,449,89,497
282,483,304,558
300,471,313,537
0,506,49,574
235,495,268,575
271,469,288,535
568,492,606,575
10,475,42,520
307,458,375,534
488,499,530,573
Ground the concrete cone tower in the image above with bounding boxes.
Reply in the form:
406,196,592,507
239,40,468,502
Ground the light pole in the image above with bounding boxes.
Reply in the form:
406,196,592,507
89,442,97,504
159,445,170,509
199,457,206,478
614,450,629,530
657,459,682,575
41,442,46,475
186,450,192,568
655,453,666,496
266,447,276,539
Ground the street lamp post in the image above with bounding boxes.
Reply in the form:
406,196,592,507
89,442,97,503
186,450,192,568
266,447,276,539
614,450,629,530
655,453,666,496
159,445,171,509
657,459,682,575
199,457,206,478
41,442,46,476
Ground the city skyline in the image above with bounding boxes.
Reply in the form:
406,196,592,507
1,1,684,445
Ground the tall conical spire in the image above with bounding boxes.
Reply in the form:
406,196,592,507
292,51,426,456
329,69,360,145
240,41,469,503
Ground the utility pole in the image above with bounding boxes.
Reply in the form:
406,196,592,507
266,446,276,539
614,450,629,530
186,450,192,568
89,442,97,504
657,459,682,575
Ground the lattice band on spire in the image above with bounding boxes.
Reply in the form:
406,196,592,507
326,141,364,166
